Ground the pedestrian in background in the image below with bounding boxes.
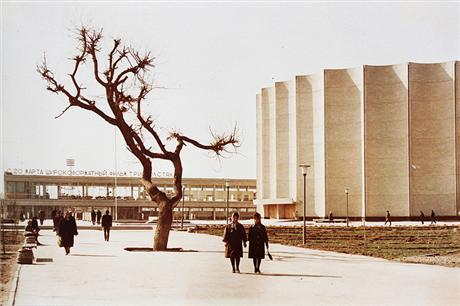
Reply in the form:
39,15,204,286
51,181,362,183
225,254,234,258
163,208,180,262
430,210,437,225
58,211,78,255
101,210,113,241
53,210,63,233
328,211,334,224
420,211,425,225
91,209,96,225
38,210,45,225
223,212,247,273
96,209,102,225
248,212,269,274
31,216,40,233
51,209,57,221
25,220,42,245
384,210,391,226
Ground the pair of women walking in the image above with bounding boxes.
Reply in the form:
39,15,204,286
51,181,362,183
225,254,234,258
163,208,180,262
223,212,269,274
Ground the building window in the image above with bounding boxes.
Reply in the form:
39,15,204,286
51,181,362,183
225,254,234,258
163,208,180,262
7,182,15,193
15,182,25,193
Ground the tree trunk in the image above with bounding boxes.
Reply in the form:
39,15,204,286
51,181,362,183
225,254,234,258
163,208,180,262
153,203,173,251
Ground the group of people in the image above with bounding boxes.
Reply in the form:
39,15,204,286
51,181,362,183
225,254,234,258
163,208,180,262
385,210,437,226
23,209,113,255
90,209,103,225
223,212,269,274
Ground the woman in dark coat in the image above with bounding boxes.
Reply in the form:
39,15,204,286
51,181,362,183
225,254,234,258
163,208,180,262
223,212,247,273
58,211,78,255
248,212,269,273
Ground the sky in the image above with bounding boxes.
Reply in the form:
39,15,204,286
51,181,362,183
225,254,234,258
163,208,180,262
1,1,459,194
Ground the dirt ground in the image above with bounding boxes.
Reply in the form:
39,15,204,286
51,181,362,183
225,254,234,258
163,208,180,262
0,229,23,306
194,224,460,268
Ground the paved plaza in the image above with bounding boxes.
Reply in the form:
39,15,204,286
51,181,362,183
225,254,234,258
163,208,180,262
10,226,460,306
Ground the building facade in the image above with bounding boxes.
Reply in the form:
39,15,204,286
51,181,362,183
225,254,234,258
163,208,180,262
255,61,460,220
2,172,256,220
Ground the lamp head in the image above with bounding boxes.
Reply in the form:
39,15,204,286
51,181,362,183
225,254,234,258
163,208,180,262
344,187,350,194
299,164,311,175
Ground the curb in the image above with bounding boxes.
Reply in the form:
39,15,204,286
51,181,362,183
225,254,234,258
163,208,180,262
6,264,21,306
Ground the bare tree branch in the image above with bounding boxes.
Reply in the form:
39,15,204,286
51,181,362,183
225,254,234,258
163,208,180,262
37,26,239,250
170,125,240,156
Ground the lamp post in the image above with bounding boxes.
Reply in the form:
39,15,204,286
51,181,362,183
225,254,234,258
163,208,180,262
225,180,230,225
299,164,311,245
181,185,186,230
344,187,350,227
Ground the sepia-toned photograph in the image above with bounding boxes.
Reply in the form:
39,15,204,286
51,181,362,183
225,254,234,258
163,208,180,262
1,1,459,305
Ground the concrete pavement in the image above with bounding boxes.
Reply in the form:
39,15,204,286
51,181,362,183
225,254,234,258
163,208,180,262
10,228,460,306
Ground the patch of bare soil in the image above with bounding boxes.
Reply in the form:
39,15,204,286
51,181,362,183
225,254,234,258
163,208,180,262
0,229,24,305
194,225,460,267
399,250,460,268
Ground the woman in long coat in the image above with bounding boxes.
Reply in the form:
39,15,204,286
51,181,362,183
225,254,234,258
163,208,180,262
223,212,247,273
248,212,269,273
58,211,78,255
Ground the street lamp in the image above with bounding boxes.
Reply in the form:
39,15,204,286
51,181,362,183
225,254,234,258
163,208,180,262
225,180,230,225
344,187,350,227
299,164,311,245
181,185,186,230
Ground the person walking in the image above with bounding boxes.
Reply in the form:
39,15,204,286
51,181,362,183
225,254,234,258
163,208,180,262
384,210,391,226
51,209,57,222
420,211,425,225
91,209,96,225
223,212,247,273
96,209,102,225
38,210,45,225
58,211,78,255
430,210,437,225
248,212,269,274
101,210,113,241
328,211,334,224
53,210,63,233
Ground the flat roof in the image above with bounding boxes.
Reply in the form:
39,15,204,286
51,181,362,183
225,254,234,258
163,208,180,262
4,173,256,187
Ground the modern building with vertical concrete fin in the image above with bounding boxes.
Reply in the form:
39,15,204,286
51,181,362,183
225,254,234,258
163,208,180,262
294,75,324,218
255,94,264,203
261,88,275,201
275,81,291,200
456,61,460,216
409,62,457,216
364,64,409,217
324,67,364,218
255,61,459,220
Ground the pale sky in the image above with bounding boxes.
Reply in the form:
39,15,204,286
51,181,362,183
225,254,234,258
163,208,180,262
1,1,459,194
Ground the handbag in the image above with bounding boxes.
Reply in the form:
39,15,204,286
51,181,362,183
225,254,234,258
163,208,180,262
267,252,273,260
57,236,62,247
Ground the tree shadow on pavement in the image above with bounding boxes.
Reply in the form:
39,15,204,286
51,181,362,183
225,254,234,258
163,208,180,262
240,272,341,278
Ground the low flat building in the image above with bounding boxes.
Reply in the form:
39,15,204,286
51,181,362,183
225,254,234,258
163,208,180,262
2,172,256,221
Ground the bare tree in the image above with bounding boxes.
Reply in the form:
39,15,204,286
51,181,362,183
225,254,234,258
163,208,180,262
37,27,239,250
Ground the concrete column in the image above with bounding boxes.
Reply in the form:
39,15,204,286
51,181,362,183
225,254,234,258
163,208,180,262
324,67,364,218
275,81,291,198
456,61,460,216
409,62,456,216
256,93,264,203
364,64,409,217
295,74,324,218
261,87,276,200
